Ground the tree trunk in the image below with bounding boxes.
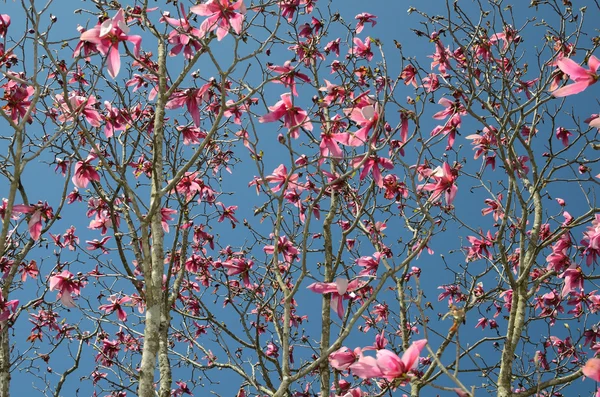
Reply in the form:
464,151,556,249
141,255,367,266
0,325,10,397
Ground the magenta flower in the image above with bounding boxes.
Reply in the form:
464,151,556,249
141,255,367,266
216,202,239,225
349,37,373,61
79,9,142,78
401,65,418,87
12,202,53,241
190,0,246,41
581,215,600,266
345,100,380,145
0,14,11,38
86,236,112,254
72,154,101,189
329,346,361,370
268,61,311,97
324,38,341,57
349,339,427,383
263,164,299,193
49,270,83,307
166,87,211,127
583,358,600,382
352,154,394,188
160,6,203,59
319,128,349,161
355,13,377,34
259,93,313,138
420,162,458,205
222,258,253,288
263,235,299,263
160,208,177,233
0,295,18,322
560,267,584,297
555,127,573,147
55,92,102,127
307,277,365,319
99,294,131,321
551,55,600,97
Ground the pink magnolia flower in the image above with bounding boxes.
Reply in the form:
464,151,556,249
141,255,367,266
54,158,69,176
555,127,573,147
99,294,131,321
222,258,253,288
160,208,177,233
466,231,494,261
356,252,382,276
551,55,600,97
268,61,311,96
319,80,348,106
583,358,600,382
329,347,361,370
586,114,600,129
582,215,600,266
307,278,365,319
352,154,394,188
420,162,458,205
264,164,299,193
259,93,313,138
166,87,211,127
190,0,246,41
422,73,439,92
102,101,127,138
319,128,349,161
401,65,418,87
324,38,340,57
1,74,35,123
263,235,299,263
345,98,380,145
560,266,584,297
79,9,142,78
72,154,101,189
0,295,18,322
481,194,504,221
12,202,53,241
433,97,466,120
86,236,112,254
431,113,461,149
355,13,377,34
216,202,239,225
0,14,10,38
160,6,203,59
49,270,83,307
349,37,373,61
265,341,279,358
349,339,427,383
54,92,102,127
19,260,39,282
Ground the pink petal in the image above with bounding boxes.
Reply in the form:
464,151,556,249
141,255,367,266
349,356,383,378
552,81,591,97
331,293,344,319
584,358,600,382
190,4,211,17
99,19,113,37
556,57,589,80
106,45,121,79
589,55,600,73
60,293,76,308
229,13,244,35
400,339,427,370
335,278,349,295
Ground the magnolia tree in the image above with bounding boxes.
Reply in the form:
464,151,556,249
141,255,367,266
0,0,600,396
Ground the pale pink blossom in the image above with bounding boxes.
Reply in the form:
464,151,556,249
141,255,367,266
190,0,246,41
